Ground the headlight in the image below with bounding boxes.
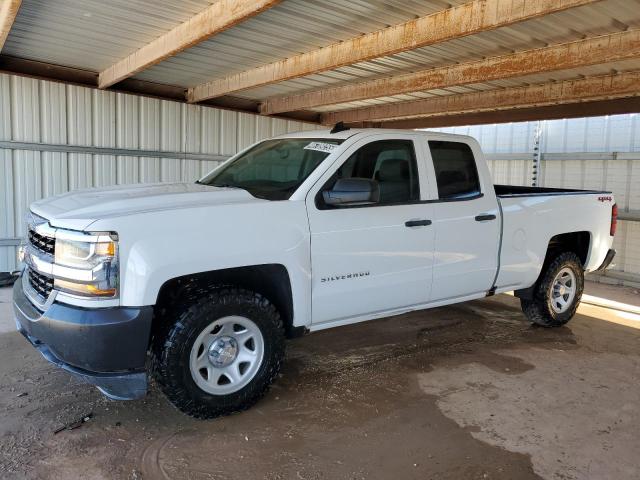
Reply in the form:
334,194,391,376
55,238,116,269
53,232,119,298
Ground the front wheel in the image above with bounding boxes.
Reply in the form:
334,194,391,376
520,252,584,327
152,287,285,419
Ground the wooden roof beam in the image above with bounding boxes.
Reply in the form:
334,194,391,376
0,0,21,51
98,0,282,89
372,98,640,129
321,72,640,125
188,0,603,103
261,29,640,115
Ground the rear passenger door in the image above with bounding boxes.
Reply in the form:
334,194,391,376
424,139,500,301
306,134,435,326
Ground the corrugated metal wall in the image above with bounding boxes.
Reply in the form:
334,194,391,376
0,73,316,272
435,115,640,284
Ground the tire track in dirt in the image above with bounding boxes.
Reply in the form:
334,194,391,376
140,432,180,480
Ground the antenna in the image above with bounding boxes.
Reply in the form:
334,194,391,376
330,121,350,134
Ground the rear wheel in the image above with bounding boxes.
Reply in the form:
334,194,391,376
520,252,584,327
152,287,285,419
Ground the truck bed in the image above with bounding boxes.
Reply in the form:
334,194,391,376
494,184,610,198
494,184,614,292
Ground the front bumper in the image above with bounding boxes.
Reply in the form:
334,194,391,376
13,274,153,400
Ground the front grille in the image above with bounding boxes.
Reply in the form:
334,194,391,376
28,228,55,256
28,268,54,300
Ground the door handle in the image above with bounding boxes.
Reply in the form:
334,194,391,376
475,214,496,222
405,219,432,227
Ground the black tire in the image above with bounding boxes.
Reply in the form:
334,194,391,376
520,252,584,327
152,287,285,419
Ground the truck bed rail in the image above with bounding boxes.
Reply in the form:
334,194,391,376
494,184,611,198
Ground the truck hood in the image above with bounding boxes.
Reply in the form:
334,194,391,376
31,183,265,231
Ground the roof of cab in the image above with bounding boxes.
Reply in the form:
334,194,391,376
274,128,477,143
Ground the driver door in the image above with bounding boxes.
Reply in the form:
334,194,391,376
305,134,435,326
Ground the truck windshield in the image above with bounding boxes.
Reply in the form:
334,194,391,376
199,138,344,200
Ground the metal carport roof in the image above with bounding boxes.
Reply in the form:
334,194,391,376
1,0,640,127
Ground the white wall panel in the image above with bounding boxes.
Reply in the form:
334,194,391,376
542,115,640,154
586,117,608,152
116,93,139,185
0,75,10,141
543,119,568,153
237,112,257,151
540,158,562,188
0,73,316,271
12,150,42,234
92,89,117,189
67,85,93,190
608,115,633,152
623,222,640,276
200,108,221,155
604,160,628,209
0,150,14,269
11,76,40,142
41,81,68,197
430,123,537,154
0,76,15,269
219,110,238,156
138,97,161,184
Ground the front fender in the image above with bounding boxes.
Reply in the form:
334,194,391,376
90,201,313,327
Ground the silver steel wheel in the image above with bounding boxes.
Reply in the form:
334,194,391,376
550,267,577,314
189,316,264,395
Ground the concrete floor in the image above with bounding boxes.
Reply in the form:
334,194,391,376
0,282,638,480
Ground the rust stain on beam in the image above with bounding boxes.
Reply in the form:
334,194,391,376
188,0,602,103
261,29,640,115
99,0,282,89
373,97,640,129
322,72,640,125
0,0,21,51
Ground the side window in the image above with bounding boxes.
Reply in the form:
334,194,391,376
429,141,481,200
325,140,420,206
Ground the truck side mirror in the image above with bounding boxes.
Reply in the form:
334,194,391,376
322,178,380,206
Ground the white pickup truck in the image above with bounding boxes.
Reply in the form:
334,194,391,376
14,127,617,418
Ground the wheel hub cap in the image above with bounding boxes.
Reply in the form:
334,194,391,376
189,316,265,395
550,267,577,314
208,336,238,368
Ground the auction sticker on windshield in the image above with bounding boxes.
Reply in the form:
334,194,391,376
304,142,339,153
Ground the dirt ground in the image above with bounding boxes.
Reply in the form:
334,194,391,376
0,282,638,480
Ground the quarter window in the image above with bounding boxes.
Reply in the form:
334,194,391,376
429,141,481,200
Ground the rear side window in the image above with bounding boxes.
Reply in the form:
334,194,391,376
429,141,481,200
